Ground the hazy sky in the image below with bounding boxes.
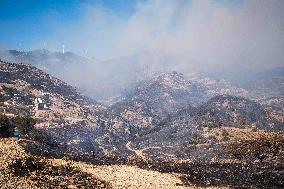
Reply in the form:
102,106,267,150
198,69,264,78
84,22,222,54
0,0,283,69
0,0,138,52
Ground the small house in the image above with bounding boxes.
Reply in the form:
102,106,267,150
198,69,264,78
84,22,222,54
63,99,71,107
34,92,50,110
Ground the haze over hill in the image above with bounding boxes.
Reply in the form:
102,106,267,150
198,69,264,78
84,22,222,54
1,0,284,99
1,49,283,101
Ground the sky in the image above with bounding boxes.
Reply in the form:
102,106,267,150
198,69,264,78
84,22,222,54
0,0,139,52
0,0,283,70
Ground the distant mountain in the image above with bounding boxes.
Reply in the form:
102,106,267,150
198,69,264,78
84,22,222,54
6,49,89,68
2,49,283,101
0,50,160,100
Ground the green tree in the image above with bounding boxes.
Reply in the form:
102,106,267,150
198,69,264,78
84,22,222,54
0,114,14,137
11,116,35,135
0,94,10,102
4,87,19,97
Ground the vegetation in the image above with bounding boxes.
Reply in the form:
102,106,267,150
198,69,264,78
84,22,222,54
200,115,218,128
0,94,10,102
4,87,20,97
0,114,14,137
1,86,33,105
0,114,35,137
10,157,44,177
0,114,55,148
8,156,110,188
188,133,207,145
30,129,56,147
221,129,230,141
11,115,35,135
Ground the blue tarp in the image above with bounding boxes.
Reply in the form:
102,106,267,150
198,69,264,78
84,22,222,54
13,131,21,137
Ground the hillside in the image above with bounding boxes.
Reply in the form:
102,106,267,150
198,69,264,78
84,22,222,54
128,95,284,161
99,72,283,161
0,60,283,188
196,95,283,131
107,72,248,137
0,59,90,102
0,138,110,189
0,59,104,153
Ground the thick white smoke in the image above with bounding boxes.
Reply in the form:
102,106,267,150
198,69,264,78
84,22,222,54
40,0,284,71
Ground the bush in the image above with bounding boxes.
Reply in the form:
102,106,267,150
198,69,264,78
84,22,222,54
4,87,19,97
0,94,10,102
20,95,33,105
11,115,35,135
0,114,14,137
200,115,218,128
10,156,44,177
31,129,57,147
188,133,207,145
221,129,230,141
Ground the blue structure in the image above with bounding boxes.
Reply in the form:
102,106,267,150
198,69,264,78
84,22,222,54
13,131,21,137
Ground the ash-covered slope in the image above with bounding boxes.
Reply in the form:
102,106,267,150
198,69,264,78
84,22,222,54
0,59,104,153
112,72,283,160
107,72,205,138
196,95,283,131
108,71,250,135
128,94,284,161
99,72,255,158
0,59,92,103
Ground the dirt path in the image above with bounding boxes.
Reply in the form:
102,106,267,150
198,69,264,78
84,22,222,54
52,159,196,189
126,141,149,161
52,158,228,189
126,141,179,160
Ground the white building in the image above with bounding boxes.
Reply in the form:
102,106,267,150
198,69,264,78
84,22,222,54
34,93,50,110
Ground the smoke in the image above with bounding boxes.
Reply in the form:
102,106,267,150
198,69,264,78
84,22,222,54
1,0,283,99
0,45,15,62
41,0,284,70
